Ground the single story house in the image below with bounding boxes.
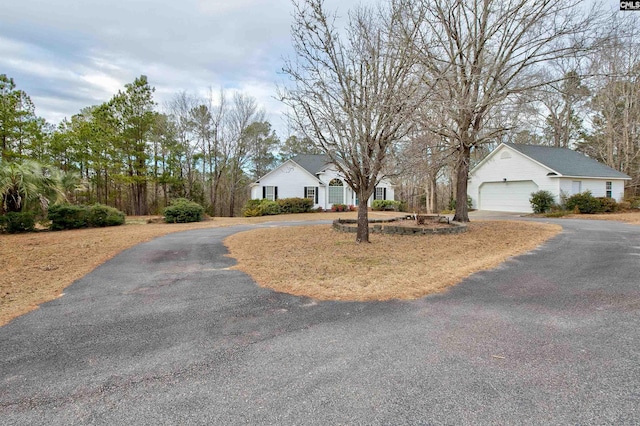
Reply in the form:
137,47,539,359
250,154,395,210
468,142,631,213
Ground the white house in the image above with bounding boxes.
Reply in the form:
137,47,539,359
468,142,631,213
250,154,395,210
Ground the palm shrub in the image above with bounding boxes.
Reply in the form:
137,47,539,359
529,190,555,214
0,160,65,214
163,198,204,223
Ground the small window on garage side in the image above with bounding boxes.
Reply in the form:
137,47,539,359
606,181,612,198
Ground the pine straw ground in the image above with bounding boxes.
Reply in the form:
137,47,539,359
225,221,561,301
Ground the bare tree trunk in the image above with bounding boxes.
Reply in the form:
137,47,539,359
453,145,471,222
356,188,370,243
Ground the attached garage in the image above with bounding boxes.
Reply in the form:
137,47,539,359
479,180,538,212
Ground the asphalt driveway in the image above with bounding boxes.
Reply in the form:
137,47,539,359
1,218,639,424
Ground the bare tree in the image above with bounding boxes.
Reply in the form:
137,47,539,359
406,0,600,222
580,15,640,194
226,93,264,216
281,0,422,242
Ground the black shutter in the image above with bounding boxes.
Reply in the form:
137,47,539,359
304,187,308,198
383,188,387,200
315,187,319,204
373,187,378,200
274,187,278,200
262,186,266,199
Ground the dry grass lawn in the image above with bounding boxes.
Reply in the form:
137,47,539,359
225,221,562,301
566,211,640,224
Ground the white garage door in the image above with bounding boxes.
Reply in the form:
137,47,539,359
479,181,538,212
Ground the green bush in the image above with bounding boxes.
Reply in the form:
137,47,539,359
242,199,263,217
529,190,555,214
277,197,313,214
87,204,125,227
242,199,280,217
163,198,204,223
0,212,36,233
48,204,88,230
372,200,402,211
596,197,618,213
565,191,603,214
258,200,281,216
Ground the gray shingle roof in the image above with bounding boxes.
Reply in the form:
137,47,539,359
505,143,631,179
291,154,333,175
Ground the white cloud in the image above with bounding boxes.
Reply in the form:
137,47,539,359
0,0,363,138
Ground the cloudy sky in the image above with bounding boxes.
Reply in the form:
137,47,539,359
0,0,360,138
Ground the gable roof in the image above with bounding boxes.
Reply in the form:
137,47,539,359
503,143,630,179
291,154,333,175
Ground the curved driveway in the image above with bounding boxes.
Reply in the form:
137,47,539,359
1,217,640,424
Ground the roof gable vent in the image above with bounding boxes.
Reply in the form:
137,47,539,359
500,151,512,159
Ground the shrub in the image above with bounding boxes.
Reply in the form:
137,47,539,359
48,204,88,230
596,197,618,213
565,191,603,214
529,190,555,214
331,203,348,212
277,197,313,214
163,198,204,223
0,212,36,233
372,200,402,211
618,201,632,211
448,196,473,210
87,204,125,227
626,196,640,209
242,199,263,217
259,200,281,216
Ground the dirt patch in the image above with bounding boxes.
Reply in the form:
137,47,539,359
225,221,562,301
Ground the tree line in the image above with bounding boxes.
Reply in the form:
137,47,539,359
2,0,640,241
1,74,320,216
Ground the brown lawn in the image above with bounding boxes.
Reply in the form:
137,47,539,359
566,211,640,224
225,221,562,301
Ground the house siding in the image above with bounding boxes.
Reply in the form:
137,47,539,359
251,161,321,204
559,178,625,201
469,144,628,213
251,159,394,210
